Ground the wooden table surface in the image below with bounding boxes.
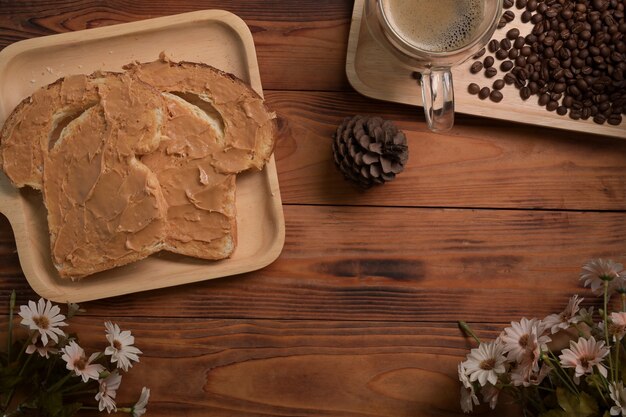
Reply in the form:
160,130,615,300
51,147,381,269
1,1,625,416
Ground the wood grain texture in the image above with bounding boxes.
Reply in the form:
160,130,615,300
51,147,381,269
0,0,352,91
268,91,626,210
1,205,623,323
0,316,508,417
0,2,624,417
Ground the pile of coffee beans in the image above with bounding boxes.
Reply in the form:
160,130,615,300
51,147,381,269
467,0,625,126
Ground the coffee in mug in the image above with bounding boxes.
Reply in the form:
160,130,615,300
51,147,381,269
365,0,502,132
381,0,485,52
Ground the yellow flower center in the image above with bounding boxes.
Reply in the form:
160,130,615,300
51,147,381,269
33,315,50,329
519,334,530,348
480,358,496,371
580,354,597,369
75,357,87,370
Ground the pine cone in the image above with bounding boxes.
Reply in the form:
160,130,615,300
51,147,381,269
332,115,409,188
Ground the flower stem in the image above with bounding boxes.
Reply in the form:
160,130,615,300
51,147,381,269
545,352,579,395
3,354,33,411
7,290,16,362
47,372,74,393
604,281,615,383
458,321,481,344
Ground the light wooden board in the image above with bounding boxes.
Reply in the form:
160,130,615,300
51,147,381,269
0,10,285,302
346,0,626,139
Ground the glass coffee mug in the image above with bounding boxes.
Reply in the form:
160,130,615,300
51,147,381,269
364,0,503,132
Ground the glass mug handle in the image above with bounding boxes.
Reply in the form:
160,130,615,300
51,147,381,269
419,68,454,133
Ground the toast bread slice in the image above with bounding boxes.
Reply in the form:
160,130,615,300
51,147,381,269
141,93,237,260
1,72,169,279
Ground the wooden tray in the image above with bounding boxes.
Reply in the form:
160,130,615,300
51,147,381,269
0,10,285,302
347,0,625,139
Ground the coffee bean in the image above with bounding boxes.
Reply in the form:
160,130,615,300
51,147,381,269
488,39,500,53
608,114,623,126
520,46,532,57
547,101,559,111
531,13,543,24
556,106,568,115
568,85,581,97
515,56,526,67
563,96,574,108
507,28,521,40
500,60,514,71
509,48,519,59
527,0,538,11
490,90,504,103
496,49,509,60
485,67,498,78
500,38,512,51
520,87,532,100
498,18,507,29
503,11,515,23
521,10,532,23
470,61,484,74
484,56,495,68
515,0,527,9
493,79,505,90
538,93,550,105
504,73,516,85
479,87,491,100
504,0,514,8
593,114,607,124
536,3,547,14
468,83,481,95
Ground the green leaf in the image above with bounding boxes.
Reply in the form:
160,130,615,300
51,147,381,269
556,387,599,417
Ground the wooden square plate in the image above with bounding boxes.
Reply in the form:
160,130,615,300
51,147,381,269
0,10,285,302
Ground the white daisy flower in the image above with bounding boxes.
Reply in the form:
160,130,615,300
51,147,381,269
104,322,142,371
543,295,583,334
19,298,68,346
511,359,551,387
559,336,610,380
610,312,626,342
25,335,59,359
500,317,551,363
61,341,105,383
458,363,479,414
96,371,122,413
462,341,507,386
580,259,625,295
132,387,150,417
610,381,626,416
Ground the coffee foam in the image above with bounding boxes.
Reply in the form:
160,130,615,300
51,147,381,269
382,0,484,52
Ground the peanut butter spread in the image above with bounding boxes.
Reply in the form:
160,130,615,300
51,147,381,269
0,58,278,279
0,75,100,189
141,93,236,257
125,56,277,173
42,73,168,276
